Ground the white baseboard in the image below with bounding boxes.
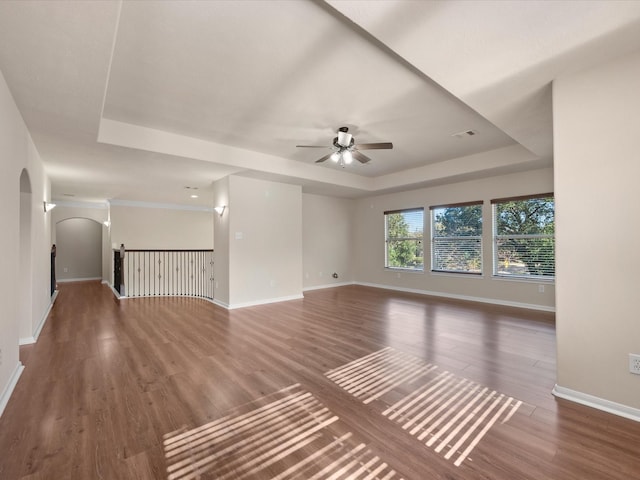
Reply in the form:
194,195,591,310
303,281,355,292
0,362,24,418
57,277,102,283
552,384,640,423
227,294,304,310
33,292,56,341
211,298,229,309
107,283,122,299
19,293,58,345
354,281,555,313
140,293,304,310
110,281,551,313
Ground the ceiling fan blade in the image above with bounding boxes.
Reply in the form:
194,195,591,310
354,142,393,150
352,151,372,164
315,153,334,163
296,145,332,148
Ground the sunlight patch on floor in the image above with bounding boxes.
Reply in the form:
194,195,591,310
325,347,522,467
163,383,404,480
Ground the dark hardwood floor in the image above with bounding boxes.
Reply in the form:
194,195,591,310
1,280,639,479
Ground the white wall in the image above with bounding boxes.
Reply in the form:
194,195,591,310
302,193,354,289
217,175,303,308
0,70,23,406
0,69,52,416
213,176,230,306
26,139,53,342
110,204,213,250
554,50,640,411
353,168,556,310
56,218,103,281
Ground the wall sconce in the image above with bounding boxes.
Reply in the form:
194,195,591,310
214,205,226,217
43,202,56,212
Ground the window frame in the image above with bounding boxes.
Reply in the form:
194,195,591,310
384,208,424,271
491,193,555,281
430,201,483,275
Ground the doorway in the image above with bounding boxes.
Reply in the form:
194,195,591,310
18,169,32,340
55,218,103,282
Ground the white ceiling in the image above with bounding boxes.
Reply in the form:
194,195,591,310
1,0,640,206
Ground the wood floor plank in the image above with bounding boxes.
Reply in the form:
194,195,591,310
1,281,640,479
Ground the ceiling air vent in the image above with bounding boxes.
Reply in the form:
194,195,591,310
451,129,477,138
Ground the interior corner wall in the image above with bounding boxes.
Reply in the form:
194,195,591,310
0,67,51,414
302,193,354,289
226,175,303,308
353,168,556,310
553,50,640,410
212,176,230,306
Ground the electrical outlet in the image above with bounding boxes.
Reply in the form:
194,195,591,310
538,285,545,293
629,354,640,375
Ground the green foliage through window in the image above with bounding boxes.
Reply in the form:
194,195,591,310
492,195,555,278
431,203,483,274
385,209,424,270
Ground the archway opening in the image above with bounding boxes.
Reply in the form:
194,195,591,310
55,218,103,282
19,169,32,341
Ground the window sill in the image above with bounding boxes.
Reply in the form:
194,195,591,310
492,275,555,285
384,267,425,275
430,270,484,279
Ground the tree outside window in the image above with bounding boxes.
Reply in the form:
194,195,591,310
431,202,483,274
385,209,424,270
492,194,555,278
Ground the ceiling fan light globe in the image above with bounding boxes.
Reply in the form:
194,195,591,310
342,150,353,164
330,152,340,162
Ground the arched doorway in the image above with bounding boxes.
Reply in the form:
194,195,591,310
55,218,103,282
19,169,32,340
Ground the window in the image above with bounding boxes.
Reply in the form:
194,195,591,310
385,208,424,270
492,194,555,279
431,202,483,274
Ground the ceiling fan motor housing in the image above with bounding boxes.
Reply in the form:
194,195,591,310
336,130,354,148
297,125,390,165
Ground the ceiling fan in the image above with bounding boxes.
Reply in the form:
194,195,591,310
296,127,393,167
